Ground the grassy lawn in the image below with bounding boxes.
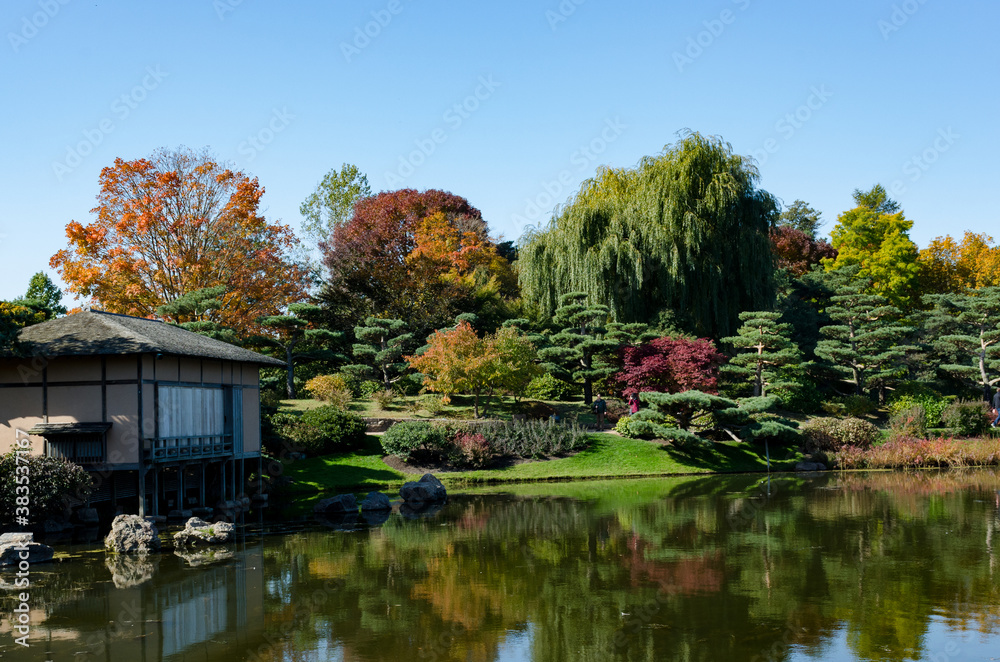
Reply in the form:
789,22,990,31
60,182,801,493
280,433,804,494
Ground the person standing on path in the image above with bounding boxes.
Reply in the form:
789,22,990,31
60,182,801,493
628,393,640,415
593,393,607,430
992,387,1000,427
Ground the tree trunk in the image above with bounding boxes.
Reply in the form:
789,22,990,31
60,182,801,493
285,340,298,399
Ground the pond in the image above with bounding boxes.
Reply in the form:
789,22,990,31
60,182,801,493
2,470,1000,661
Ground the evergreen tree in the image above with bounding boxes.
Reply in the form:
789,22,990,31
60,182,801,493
343,317,414,391
777,200,823,238
13,272,66,319
814,274,913,403
537,292,618,404
256,303,344,398
722,311,802,397
518,132,778,338
156,286,238,343
922,287,1000,399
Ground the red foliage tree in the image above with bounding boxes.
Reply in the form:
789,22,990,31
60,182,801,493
770,226,837,277
613,337,725,396
320,189,515,331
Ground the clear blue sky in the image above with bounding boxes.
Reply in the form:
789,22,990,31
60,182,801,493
1,0,997,302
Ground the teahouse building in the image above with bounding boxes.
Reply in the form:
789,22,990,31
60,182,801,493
0,310,284,517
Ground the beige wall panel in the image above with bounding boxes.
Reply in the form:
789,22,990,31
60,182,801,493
47,384,103,423
47,357,101,383
106,355,137,381
242,388,261,454
142,354,155,380
0,388,44,454
222,361,234,385
0,360,44,385
179,357,201,383
107,385,140,464
242,365,259,386
202,360,223,384
155,356,179,383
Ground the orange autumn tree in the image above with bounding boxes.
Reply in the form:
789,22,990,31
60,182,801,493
917,232,1000,295
50,147,309,334
406,321,540,418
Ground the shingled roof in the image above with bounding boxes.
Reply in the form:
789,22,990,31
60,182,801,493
17,311,285,366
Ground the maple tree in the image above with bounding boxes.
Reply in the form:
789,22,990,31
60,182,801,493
613,336,725,397
320,189,516,333
770,226,837,277
406,321,540,418
49,147,309,334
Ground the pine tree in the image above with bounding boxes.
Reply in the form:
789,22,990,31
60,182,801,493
922,287,1000,399
537,292,618,404
13,272,67,319
722,311,801,397
814,275,912,403
256,304,344,398
342,317,414,391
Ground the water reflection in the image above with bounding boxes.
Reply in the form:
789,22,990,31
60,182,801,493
1,470,999,661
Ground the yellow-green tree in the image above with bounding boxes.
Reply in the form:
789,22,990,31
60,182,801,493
824,184,920,308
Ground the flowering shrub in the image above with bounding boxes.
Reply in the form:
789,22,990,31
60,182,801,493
835,436,1000,470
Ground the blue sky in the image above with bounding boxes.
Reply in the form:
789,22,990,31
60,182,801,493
1,0,996,303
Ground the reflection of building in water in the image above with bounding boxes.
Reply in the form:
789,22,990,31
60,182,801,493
23,542,265,662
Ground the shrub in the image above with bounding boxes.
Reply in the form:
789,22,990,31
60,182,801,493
614,415,645,439
305,374,353,409
380,421,449,462
417,394,448,416
769,378,823,414
801,417,880,452
477,419,589,459
285,406,367,455
887,389,949,428
524,372,579,400
841,395,875,418
604,398,628,423
371,389,397,410
0,451,93,524
513,400,557,420
888,405,927,440
359,380,382,399
836,436,1000,470
941,399,991,437
450,430,494,468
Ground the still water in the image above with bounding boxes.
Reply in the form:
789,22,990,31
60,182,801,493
2,470,1000,661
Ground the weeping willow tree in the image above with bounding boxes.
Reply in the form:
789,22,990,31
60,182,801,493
518,132,778,338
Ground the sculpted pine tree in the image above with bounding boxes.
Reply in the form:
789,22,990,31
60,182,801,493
156,286,238,344
537,292,618,405
922,287,1000,399
722,311,801,397
518,132,778,337
256,304,344,398
342,317,414,391
814,274,913,403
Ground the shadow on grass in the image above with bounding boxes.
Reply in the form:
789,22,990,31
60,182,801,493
663,439,801,474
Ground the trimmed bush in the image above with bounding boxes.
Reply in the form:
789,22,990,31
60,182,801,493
450,430,494,468
841,395,875,418
524,372,579,400
285,406,367,455
1,451,93,524
380,421,449,462
359,380,382,399
801,417,880,452
614,415,646,439
305,374,353,409
941,399,991,437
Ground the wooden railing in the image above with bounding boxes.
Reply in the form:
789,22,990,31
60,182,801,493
147,435,233,462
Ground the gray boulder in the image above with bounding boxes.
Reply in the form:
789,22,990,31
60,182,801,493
173,517,235,547
360,492,392,512
313,493,358,515
400,473,447,504
0,533,54,566
794,461,828,472
104,514,161,554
